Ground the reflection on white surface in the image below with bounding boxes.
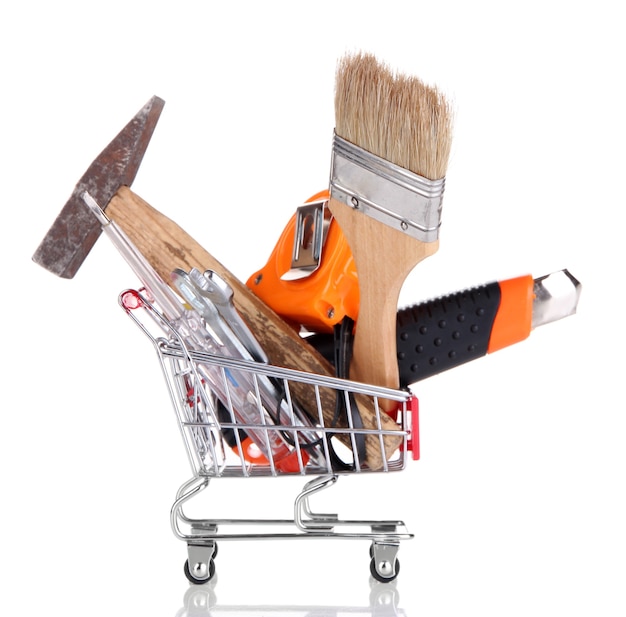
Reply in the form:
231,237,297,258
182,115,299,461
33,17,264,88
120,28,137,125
175,579,408,617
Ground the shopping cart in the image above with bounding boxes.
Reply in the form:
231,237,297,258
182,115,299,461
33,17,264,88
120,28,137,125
120,287,418,584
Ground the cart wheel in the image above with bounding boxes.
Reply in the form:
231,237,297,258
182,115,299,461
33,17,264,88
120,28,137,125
370,556,400,583
184,558,216,585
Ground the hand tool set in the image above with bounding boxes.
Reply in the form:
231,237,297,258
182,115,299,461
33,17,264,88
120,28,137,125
33,53,581,584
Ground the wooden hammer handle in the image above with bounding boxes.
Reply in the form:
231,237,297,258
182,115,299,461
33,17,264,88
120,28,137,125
107,186,403,468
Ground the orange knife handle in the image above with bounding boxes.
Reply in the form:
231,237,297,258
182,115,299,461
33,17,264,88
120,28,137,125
396,275,534,385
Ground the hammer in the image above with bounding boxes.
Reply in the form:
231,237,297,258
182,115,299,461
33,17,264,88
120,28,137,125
32,96,404,469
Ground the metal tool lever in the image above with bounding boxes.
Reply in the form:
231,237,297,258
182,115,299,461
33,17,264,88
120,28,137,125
171,268,325,467
171,269,252,361
186,268,268,363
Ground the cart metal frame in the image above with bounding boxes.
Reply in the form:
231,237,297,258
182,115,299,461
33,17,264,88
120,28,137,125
121,288,417,584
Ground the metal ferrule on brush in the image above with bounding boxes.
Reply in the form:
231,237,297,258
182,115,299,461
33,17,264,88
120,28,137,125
329,133,446,242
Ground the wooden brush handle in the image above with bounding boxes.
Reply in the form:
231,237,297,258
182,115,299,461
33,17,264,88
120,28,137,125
329,196,439,410
107,186,403,468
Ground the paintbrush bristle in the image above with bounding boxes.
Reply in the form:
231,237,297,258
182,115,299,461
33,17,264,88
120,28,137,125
335,52,453,181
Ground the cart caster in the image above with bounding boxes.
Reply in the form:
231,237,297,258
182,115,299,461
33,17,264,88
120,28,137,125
370,557,400,583
184,558,216,585
369,542,400,583
184,543,218,585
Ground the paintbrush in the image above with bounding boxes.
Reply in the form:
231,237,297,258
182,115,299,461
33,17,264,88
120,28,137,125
328,52,453,409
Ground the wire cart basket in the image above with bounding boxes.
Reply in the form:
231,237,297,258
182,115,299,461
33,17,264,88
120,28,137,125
120,287,418,584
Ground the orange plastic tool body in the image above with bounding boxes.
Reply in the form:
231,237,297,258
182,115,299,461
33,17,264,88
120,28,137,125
246,190,359,333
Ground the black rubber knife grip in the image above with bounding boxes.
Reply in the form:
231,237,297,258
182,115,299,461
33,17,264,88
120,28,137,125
397,282,501,386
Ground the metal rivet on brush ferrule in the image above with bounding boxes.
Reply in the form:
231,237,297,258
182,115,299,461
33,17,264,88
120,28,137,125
329,132,445,242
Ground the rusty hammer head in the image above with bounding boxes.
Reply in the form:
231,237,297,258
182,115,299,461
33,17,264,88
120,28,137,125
32,95,165,278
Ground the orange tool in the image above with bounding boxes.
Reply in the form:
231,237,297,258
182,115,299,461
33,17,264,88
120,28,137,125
246,190,359,333
247,196,581,387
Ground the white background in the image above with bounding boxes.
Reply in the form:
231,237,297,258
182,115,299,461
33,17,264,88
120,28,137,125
1,1,624,615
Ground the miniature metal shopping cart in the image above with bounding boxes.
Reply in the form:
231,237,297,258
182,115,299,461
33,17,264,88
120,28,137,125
121,287,418,584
